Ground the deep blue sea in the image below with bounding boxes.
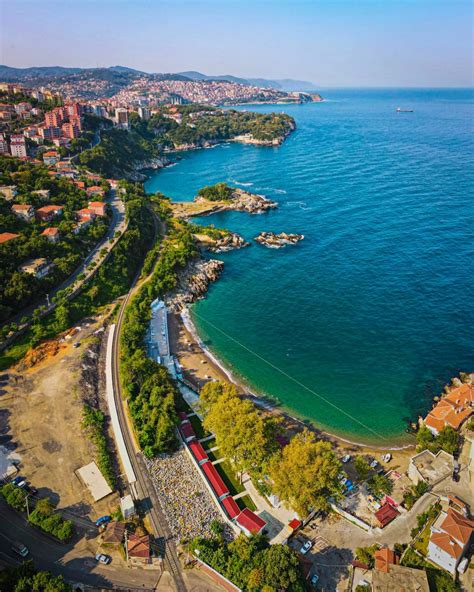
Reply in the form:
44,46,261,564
145,89,474,445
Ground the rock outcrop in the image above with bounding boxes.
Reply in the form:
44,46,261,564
254,232,304,248
207,232,250,253
166,258,224,311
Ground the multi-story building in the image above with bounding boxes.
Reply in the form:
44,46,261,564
0,185,18,201
428,508,474,574
138,106,151,120
9,135,27,159
114,108,129,129
36,204,64,222
41,227,60,243
18,258,54,279
0,133,8,155
61,122,81,139
39,126,61,140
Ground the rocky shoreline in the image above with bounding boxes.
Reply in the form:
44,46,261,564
206,232,250,253
195,187,277,214
165,257,224,312
254,231,304,248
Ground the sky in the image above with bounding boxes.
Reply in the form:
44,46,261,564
0,0,472,87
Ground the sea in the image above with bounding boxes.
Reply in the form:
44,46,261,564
145,88,474,446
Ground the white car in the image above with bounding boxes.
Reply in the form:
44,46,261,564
300,540,313,554
95,553,111,565
382,453,392,463
370,460,379,469
342,454,351,463
11,541,29,558
339,476,348,485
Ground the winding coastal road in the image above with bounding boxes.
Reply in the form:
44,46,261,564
110,216,188,592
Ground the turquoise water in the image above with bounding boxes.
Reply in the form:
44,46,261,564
145,89,474,445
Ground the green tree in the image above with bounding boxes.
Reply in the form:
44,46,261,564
436,426,459,455
268,428,342,516
354,455,371,480
367,473,393,496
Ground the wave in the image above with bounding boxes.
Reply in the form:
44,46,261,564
286,200,313,211
230,179,254,187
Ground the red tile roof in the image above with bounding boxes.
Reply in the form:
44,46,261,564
189,440,208,464
431,532,463,559
440,509,474,545
201,461,229,499
425,384,474,432
127,533,150,559
374,547,397,573
288,518,302,530
236,508,266,534
221,496,240,520
0,232,19,244
375,503,400,528
42,227,59,236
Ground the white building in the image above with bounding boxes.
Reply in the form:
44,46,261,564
10,134,27,158
428,508,474,574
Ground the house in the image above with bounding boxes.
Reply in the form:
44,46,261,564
372,564,429,591
424,384,474,435
428,508,474,574
88,201,107,216
408,449,453,486
235,508,267,537
0,232,19,245
42,151,59,166
12,204,35,221
18,258,53,279
86,186,105,198
31,189,50,200
374,503,399,528
73,180,86,189
36,205,64,222
76,208,96,223
374,547,397,573
102,521,125,546
0,185,18,201
41,227,60,243
127,533,150,564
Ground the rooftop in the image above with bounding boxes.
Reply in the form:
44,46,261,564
372,563,429,591
410,449,453,484
236,508,267,534
0,232,19,244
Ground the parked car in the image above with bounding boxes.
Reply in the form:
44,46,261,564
300,540,313,555
24,484,38,495
95,553,111,565
11,541,29,558
370,460,379,469
382,453,392,463
95,515,111,527
342,455,351,463
11,476,26,488
311,573,319,587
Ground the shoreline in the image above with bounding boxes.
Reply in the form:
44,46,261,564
170,306,415,461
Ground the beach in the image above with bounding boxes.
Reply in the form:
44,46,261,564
168,308,414,474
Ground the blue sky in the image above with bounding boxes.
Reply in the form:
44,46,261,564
1,0,472,86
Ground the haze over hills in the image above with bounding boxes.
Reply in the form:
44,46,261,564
0,64,317,91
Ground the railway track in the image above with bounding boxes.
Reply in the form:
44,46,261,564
110,218,187,592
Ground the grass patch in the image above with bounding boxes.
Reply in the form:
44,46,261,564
189,414,211,440
236,495,257,512
413,519,434,556
214,459,245,495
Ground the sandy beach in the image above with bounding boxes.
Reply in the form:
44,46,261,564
167,309,415,474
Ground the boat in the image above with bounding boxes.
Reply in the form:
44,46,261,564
396,107,414,113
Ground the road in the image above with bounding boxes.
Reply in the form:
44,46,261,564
0,498,159,591
110,216,188,592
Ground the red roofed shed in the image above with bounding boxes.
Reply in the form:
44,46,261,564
221,496,240,520
189,440,208,465
201,461,229,499
236,508,266,536
375,503,399,528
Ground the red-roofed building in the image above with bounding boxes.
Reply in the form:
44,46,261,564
127,533,150,563
288,518,302,532
36,205,64,222
374,503,399,528
86,185,105,198
235,508,266,536
189,440,208,465
88,201,107,216
76,208,96,223
221,496,240,520
374,547,398,573
201,461,229,499
0,232,19,245
180,422,196,442
428,508,474,574
41,227,60,243
424,384,474,435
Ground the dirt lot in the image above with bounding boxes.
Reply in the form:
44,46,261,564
0,320,119,522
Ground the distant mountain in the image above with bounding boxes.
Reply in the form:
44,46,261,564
0,65,318,93
178,70,317,91
0,65,82,81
